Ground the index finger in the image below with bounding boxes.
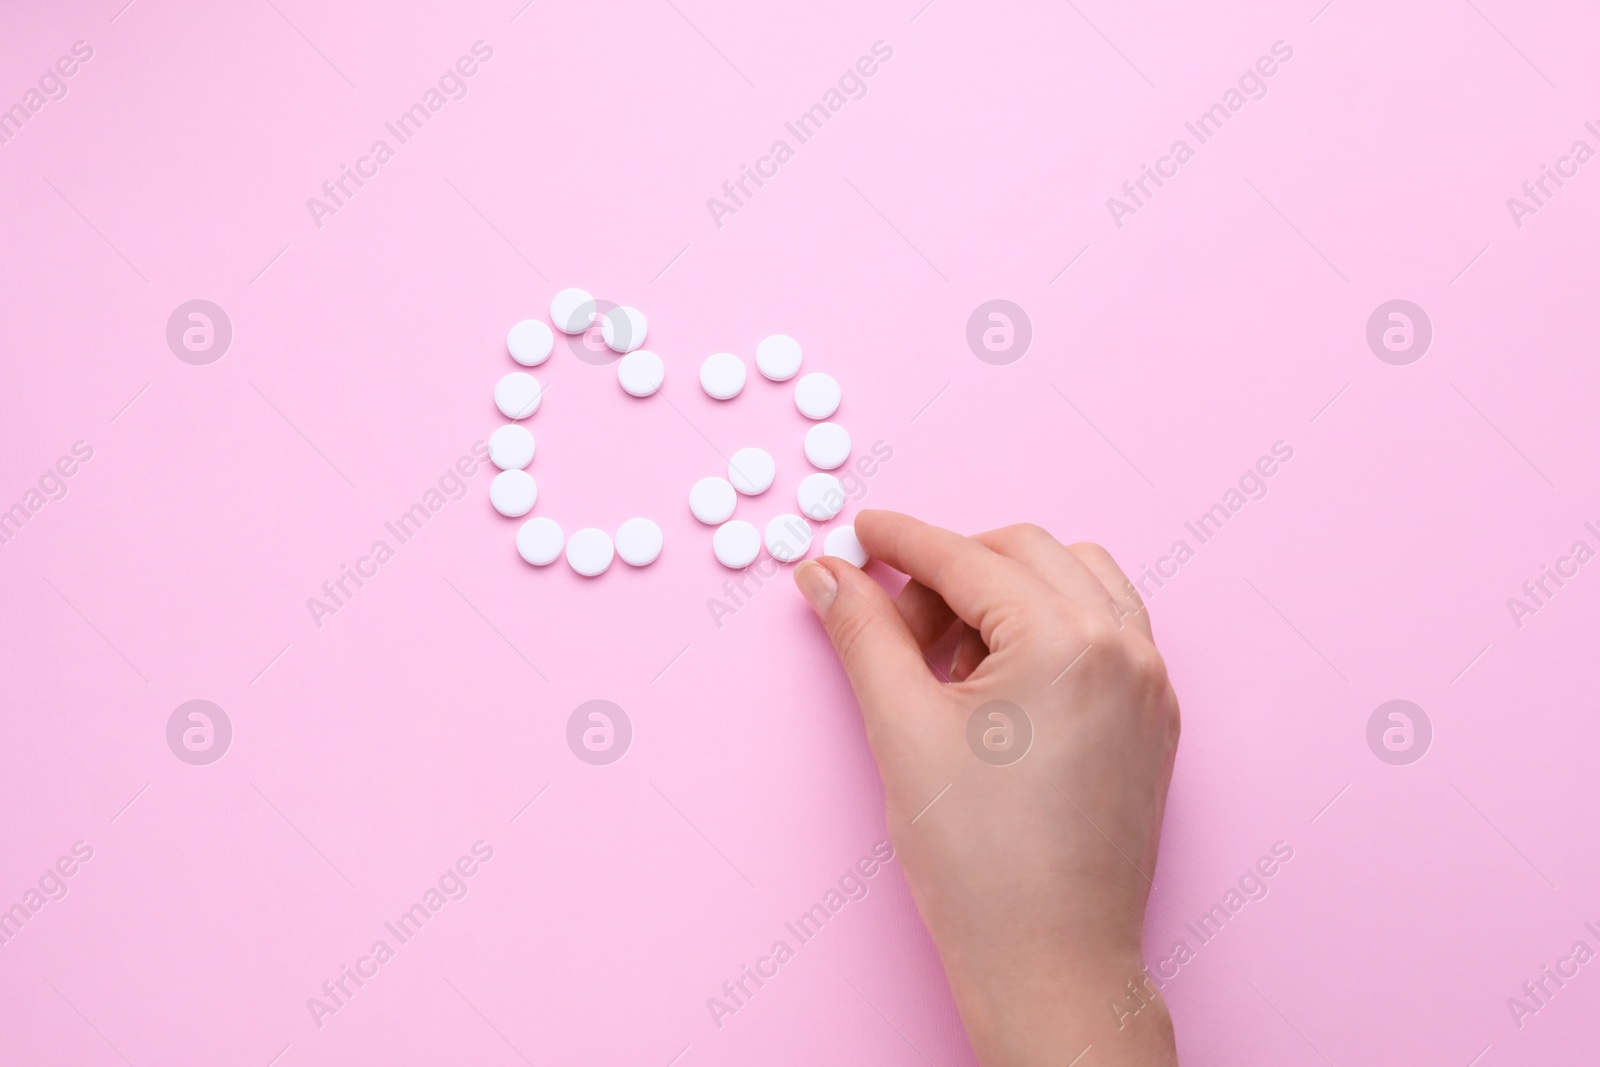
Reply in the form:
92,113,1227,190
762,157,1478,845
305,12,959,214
852,510,1044,641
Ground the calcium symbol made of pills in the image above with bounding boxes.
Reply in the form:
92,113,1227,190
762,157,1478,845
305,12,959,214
486,288,869,576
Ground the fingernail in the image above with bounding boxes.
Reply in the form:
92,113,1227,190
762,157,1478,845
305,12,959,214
794,560,838,617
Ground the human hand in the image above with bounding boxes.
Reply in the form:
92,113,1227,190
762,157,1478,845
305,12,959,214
793,510,1180,1066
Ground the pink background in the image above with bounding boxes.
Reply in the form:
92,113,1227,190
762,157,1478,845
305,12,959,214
3,0,1598,1063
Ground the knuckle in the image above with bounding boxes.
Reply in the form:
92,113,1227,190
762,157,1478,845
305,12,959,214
1122,638,1170,691
992,522,1058,553
1033,609,1114,663
1011,522,1059,548
1068,541,1121,574
1065,596,1118,639
1077,614,1121,650
1028,593,1087,635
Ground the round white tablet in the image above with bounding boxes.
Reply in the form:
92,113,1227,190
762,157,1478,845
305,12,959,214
824,524,868,567
566,528,615,576
713,520,761,569
615,518,663,566
764,513,813,563
700,352,747,400
489,469,537,517
495,372,543,420
487,425,535,470
803,422,851,470
797,473,845,520
689,476,737,524
550,288,595,334
507,319,554,366
601,306,648,353
756,334,802,381
728,447,775,495
617,350,665,397
516,517,564,565
794,373,841,419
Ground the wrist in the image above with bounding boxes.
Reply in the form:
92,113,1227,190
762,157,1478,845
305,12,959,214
953,952,1177,1067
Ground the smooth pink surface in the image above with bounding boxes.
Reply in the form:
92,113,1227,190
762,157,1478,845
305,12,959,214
3,0,1598,1063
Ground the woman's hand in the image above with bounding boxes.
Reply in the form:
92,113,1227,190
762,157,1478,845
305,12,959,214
794,510,1181,1066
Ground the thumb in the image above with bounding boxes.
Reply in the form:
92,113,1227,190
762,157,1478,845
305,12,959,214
794,558,936,720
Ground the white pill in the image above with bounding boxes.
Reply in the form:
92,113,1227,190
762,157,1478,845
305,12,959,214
615,518,663,566
689,476,737,524
617,350,665,397
756,334,803,381
764,513,814,563
489,469,538,517
804,422,851,470
495,372,543,420
794,373,841,419
728,447,775,495
550,288,595,334
507,319,554,366
487,425,535,470
713,519,761,569
797,473,845,520
824,524,868,567
566,528,615,576
516,517,564,565
600,306,648,353
700,352,747,400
